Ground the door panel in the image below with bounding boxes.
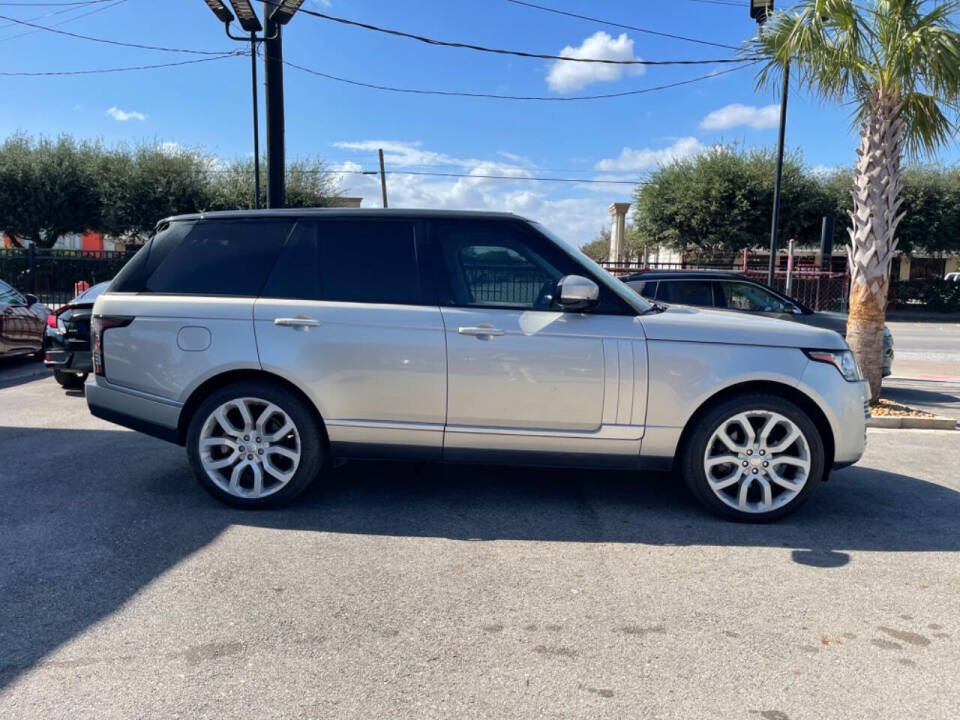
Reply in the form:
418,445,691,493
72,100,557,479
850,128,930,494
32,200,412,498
255,300,446,457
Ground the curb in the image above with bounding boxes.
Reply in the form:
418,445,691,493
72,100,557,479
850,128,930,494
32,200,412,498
866,415,957,430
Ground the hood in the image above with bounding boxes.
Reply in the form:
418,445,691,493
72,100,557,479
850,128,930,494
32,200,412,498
639,304,847,350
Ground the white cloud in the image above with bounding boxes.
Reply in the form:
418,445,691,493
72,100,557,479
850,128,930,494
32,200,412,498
333,140,461,168
333,140,629,247
594,137,706,171
546,32,644,92
700,103,780,130
107,106,147,122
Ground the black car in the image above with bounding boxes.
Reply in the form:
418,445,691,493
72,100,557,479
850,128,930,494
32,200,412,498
1,277,48,359
621,270,894,376
44,281,110,389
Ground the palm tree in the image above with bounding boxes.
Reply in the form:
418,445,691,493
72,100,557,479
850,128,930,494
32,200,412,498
748,0,960,400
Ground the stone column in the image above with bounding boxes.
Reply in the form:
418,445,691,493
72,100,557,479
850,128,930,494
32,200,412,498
608,202,631,263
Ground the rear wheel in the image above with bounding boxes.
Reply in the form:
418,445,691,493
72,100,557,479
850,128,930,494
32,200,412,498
53,369,87,389
680,393,825,522
186,382,325,508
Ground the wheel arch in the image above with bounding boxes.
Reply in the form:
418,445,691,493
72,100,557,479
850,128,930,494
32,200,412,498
176,369,328,448
673,380,835,471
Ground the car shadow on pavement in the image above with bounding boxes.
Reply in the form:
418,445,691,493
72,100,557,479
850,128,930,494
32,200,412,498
0,357,49,390
2,426,959,691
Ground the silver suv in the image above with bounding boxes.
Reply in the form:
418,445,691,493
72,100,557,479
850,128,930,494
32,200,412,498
87,210,869,521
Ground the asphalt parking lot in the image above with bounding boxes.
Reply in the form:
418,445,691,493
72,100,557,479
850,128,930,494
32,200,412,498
1,371,959,719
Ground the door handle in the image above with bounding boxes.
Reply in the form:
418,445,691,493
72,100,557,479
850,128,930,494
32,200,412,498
274,317,322,328
458,325,504,337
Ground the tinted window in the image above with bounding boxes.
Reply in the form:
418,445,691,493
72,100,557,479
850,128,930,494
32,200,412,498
626,280,657,300
715,281,789,313
262,219,424,305
435,223,570,309
0,278,25,305
657,280,714,307
110,221,191,292
144,220,293,296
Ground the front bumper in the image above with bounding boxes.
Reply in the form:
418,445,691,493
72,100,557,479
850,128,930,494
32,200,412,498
800,361,870,467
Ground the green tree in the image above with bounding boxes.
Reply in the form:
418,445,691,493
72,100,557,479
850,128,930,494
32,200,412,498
581,227,610,262
0,134,101,247
749,0,960,399
632,145,829,258
206,157,340,211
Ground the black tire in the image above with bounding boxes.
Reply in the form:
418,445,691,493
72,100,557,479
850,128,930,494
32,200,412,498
186,381,326,508
54,369,87,389
679,392,825,522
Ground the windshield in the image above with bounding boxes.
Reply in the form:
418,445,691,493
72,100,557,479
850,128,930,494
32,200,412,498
530,221,651,313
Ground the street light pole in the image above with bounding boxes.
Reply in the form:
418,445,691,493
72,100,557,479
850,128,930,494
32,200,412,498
263,14,285,209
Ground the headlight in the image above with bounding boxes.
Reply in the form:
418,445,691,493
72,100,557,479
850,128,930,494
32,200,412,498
805,349,863,382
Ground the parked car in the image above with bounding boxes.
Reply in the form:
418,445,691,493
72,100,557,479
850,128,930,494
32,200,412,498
44,281,110,389
87,210,870,521
946,271,959,282
622,271,894,377
0,277,48,359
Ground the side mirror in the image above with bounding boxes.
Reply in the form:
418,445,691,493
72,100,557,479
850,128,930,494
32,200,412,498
789,303,804,315
556,274,599,312
24,293,39,307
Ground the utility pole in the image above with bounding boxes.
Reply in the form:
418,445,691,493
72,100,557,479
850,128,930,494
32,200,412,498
750,0,788,287
767,63,789,287
263,15,285,209
378,148,388,208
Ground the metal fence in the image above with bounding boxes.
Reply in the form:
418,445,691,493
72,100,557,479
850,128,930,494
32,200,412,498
0,246,134,307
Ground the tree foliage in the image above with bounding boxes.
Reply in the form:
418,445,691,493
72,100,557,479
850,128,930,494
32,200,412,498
0,134,341,247
633,145,831,257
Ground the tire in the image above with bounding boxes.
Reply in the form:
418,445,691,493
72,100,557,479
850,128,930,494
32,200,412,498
186,381,326,508
54,369,87,389
680,392,825,522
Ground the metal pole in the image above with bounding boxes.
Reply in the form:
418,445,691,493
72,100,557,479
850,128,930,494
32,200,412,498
251,32,261,210
767,61,789,286
378,148,388,208
264,17,285,208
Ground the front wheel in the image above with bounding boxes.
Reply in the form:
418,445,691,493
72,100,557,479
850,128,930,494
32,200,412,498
186,382,326,508
680,393,825,522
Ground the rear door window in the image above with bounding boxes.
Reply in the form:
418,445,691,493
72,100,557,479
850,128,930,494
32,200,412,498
656,280,715,307
262,219,426,305
715,281,789,313
143,219,294,296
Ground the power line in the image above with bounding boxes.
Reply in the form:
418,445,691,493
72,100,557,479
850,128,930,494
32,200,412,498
0,0,111,5
504,0,740,51
0,52,242,76
260,1,749,66
284,59,755,101
0,13,235,53
0,0,125,40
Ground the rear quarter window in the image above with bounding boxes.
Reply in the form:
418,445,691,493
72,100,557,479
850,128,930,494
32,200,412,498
141,219,294,296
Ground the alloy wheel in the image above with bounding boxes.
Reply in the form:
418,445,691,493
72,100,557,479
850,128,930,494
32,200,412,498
198,397,301,499
702,410,811,514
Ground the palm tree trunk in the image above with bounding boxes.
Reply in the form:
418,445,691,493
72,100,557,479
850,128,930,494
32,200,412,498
846,91,904,402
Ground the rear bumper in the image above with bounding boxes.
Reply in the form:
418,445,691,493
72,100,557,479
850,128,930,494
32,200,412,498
44,349,91,373
86,376,183,445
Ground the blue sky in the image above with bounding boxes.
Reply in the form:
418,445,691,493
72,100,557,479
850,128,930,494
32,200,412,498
1,0,958,246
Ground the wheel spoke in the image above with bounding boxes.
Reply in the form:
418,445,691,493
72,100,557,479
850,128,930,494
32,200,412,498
756,476,773,510
203,452,239,471
709,467,743,491
716,427,744,453
201,437,238,451
766,467,803,492
706,454,739,468
249,462,264,496
229,461,249,494
734,413,757,446
256,403,282,436
766,427,800,454
737,476,753,509
214,407,243,437
264,418,295,443
233,400,255,433
758,414,778,445
770,455,808,469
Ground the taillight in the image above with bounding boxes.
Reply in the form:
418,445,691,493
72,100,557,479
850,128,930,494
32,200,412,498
47,313,58,328
92,315,133,376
